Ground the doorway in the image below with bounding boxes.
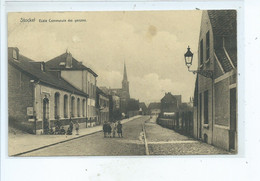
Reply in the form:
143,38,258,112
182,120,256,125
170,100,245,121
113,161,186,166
43,98,49,134
229,88,237,151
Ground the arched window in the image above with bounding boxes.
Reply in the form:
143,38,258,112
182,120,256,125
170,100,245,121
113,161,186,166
82,99,86,117
71,96,75,117
64,95,68,118
54,92,60,119
77,98,80,117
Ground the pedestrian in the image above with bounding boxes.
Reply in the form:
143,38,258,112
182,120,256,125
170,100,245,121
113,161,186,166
111,122,116,138
68,119,73,135
60,126,66,135
103,122,108,138
107,122,112,138
75,121,79,135
117,121,123,138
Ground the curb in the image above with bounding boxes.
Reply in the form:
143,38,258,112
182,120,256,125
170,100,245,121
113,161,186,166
11,129,103,156
142,123,150,155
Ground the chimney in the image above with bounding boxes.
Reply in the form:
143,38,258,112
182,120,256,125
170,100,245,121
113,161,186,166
8,47,19,60
65,52,72,68
41,62,46,72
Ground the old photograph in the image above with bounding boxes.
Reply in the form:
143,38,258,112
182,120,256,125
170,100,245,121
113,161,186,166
8,10,237,156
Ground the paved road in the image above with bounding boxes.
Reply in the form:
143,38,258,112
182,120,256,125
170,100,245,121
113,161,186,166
22,116,150,156
145,118,229,155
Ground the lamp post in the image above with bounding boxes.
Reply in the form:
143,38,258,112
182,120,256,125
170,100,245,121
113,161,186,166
184,46,213,79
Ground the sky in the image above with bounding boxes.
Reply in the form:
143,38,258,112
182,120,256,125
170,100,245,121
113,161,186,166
8,11,202,105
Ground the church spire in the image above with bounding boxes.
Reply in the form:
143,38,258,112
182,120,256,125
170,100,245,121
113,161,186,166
123,61,128,81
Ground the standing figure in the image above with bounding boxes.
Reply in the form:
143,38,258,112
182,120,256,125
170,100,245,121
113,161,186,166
107,122,112,138
75,121,79,135
117,121,123,138
68,119,73,135
103,122,108,138
111,122,116,138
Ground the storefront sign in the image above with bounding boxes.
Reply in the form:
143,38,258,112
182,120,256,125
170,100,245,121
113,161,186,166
27,107,34,116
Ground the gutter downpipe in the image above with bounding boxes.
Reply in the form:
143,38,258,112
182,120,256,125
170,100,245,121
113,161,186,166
33,80,40,134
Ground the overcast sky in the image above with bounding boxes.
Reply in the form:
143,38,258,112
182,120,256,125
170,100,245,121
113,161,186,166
8,11,202,105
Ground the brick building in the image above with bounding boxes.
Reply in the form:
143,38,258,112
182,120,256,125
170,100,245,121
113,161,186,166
8,47,89,134
160,92,181,114
193,10,237,151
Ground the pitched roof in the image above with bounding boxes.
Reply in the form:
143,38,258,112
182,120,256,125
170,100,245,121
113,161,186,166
207,10,237,72
148,102,161,110
208,10,236,36
46,52,98,77
161,92,177,102
139,102,147,110
96,87,109,98
8,48,88,97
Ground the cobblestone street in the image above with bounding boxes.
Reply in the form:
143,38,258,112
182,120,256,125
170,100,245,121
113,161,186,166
22,116,149,156
145,118,229,155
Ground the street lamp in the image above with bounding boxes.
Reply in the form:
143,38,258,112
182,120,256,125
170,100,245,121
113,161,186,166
184,46,213,79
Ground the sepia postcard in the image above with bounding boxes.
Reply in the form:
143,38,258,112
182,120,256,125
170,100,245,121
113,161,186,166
8,10,237,157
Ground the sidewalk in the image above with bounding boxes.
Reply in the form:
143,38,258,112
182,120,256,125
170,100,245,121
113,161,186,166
144,118,229,155
9,115,141,156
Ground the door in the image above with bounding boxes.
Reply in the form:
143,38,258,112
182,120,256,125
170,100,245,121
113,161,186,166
43,98,49,134
229,88,237,150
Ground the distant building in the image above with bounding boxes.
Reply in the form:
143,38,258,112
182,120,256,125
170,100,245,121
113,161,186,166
110,63,130,114
160,92,181,114
148,102,161,116
126,98,140,117
8,47,88,134
99,86,121,121
139,102,148,115
193,10,237,152
46,51,98,124
96,87,109,125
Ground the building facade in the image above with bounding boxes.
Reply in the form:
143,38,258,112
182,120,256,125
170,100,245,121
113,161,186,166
8,47,88,134
160,92,181,114
46,51,98,124
110,63,130,114
96,87,110,125
193,10,237,151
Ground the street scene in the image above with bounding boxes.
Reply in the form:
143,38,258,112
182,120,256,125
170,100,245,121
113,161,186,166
8,10,237,156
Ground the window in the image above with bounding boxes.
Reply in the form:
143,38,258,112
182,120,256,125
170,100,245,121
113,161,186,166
206,31,210,60
71,96,75,117
200,39,204,65
64,95,68,118
82,99,86,117
204,90,209,124
54,92,60,119
13,49,18,59
77,98,80,117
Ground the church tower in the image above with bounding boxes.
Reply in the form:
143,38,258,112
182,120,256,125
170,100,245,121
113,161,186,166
122,62,130,99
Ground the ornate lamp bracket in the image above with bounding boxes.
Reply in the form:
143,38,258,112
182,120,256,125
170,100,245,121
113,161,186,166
188,67,213,79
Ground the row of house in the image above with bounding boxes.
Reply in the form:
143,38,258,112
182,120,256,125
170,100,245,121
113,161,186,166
8,47,138,134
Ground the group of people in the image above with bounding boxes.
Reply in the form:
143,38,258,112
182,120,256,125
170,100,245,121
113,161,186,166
103,121,123,138
53,120,79,135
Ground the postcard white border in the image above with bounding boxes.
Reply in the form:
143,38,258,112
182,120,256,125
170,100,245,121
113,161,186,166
1,0,260,181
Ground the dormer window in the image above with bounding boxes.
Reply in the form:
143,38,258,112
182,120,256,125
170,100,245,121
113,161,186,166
13,49,18,60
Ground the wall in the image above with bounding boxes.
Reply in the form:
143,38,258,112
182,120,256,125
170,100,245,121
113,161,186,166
61,71,83,91
61,69,97,119
8,64,34,133
34,83,87,133
197,11,215,144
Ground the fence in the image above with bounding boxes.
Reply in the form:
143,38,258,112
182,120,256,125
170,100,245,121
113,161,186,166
157,111,193,136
